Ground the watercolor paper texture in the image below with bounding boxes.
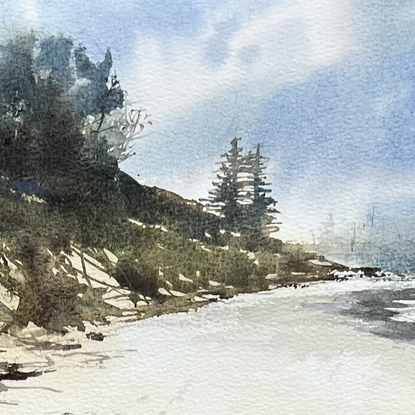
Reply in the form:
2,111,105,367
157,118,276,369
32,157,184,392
0,1,415,414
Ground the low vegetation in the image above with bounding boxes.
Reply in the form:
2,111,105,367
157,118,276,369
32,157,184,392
0,32,337,335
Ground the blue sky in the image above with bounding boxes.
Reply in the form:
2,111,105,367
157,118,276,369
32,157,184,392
3,0,415,242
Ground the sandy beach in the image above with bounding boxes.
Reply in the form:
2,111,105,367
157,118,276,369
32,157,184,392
2,278,415,414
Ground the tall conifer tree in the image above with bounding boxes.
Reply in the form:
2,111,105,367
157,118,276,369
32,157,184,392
243,144,279,232
203,139,280,233
201,138,244,230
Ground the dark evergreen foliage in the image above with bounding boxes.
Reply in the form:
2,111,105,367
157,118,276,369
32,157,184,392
0,32,124,192
203,138,279,233
242,144,279,231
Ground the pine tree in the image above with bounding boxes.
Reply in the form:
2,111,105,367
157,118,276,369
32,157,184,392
202,139,280,234
201,138,244,230
240,144,279,232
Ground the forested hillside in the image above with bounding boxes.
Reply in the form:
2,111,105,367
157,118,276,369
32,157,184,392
0,32,340,334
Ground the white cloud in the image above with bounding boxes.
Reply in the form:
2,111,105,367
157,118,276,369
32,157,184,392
0,0,39,34
19,0,38,25
124,0,356,120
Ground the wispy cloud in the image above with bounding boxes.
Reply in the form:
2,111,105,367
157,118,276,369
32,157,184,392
125,0,356,120
20,0,38,25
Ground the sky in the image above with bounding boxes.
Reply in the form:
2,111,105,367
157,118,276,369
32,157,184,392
3,0,415,242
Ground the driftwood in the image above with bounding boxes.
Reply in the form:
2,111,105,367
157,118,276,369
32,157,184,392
0,363,42,381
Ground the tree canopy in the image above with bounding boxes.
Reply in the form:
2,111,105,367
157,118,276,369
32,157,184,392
202,138,279,234
0,33,150,190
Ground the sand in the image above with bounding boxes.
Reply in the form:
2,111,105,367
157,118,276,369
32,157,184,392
2,278,415,414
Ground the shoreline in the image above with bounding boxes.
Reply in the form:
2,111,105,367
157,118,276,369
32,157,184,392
0,267,391,380
3,275,415,414
0,272,339,379
0,274,354,374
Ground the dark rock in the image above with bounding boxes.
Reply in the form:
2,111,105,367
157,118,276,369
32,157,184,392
86,332,105,341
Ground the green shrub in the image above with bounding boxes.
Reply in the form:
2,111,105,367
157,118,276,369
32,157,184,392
113,259,159,298
14,237,83,331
